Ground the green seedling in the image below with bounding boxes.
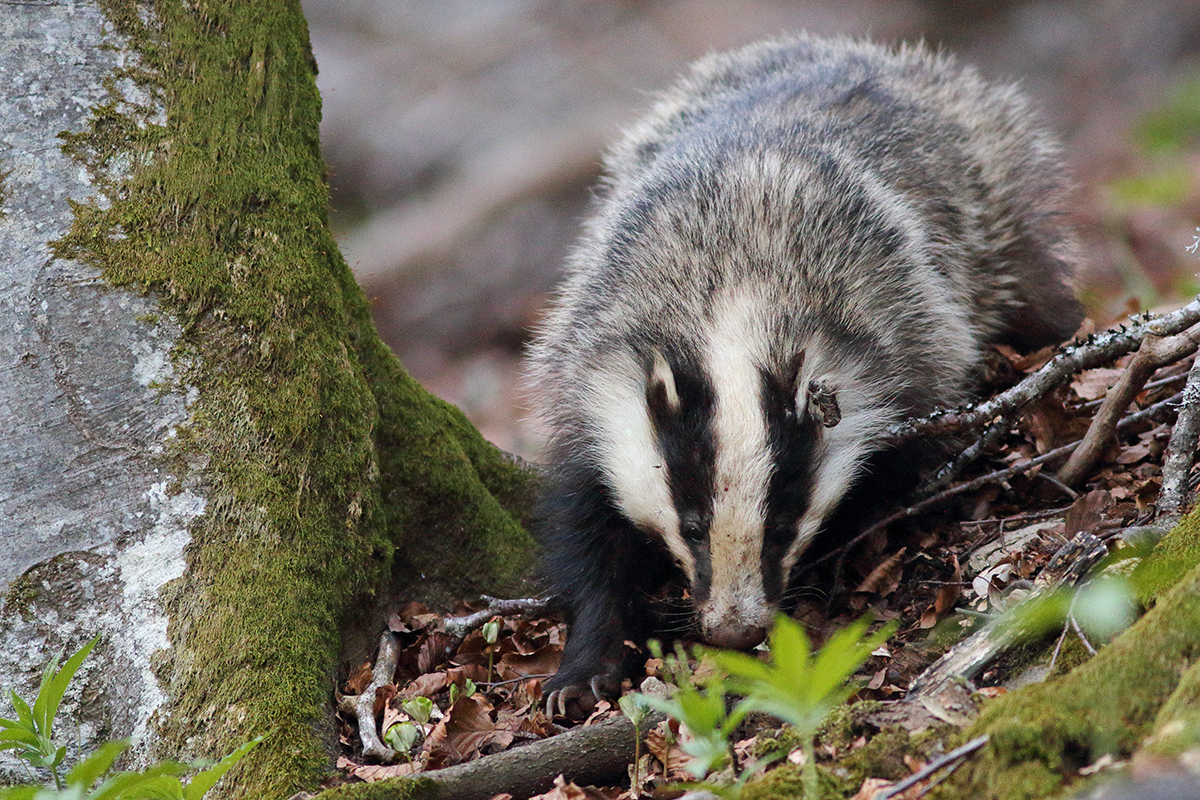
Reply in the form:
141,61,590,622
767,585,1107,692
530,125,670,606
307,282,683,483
1,636,99,789
0,636,261,799
482,618,501,685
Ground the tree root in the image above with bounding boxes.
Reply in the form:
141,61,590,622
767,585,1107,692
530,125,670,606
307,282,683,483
339,632,402,763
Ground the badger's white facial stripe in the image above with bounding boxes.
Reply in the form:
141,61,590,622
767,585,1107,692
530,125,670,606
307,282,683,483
700,289,775,631
585,358,695,579
648,350,681,413
784,359,899,573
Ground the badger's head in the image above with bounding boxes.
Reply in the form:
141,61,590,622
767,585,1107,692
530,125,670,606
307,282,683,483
586,295,882,651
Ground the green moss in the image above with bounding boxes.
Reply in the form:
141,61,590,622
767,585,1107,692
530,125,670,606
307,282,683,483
2,573,40,620
53,1,537,797
1131,507,1200,604
739,762,849,800
935,549,1200,800
305,777,436,800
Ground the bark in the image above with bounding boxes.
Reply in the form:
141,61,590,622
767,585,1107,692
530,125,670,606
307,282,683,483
0,1,538,798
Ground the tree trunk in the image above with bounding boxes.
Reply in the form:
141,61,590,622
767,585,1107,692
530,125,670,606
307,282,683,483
0,2,537,797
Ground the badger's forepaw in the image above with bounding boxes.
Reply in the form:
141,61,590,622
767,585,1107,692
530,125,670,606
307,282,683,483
544,673,622,720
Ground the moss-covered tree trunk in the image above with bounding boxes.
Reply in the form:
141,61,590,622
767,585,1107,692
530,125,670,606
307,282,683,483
0,1,537,797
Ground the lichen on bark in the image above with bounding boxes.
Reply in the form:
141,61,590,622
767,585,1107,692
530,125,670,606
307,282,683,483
51,0,537,796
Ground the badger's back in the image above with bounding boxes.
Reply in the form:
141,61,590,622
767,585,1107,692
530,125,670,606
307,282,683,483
526,35,1081,700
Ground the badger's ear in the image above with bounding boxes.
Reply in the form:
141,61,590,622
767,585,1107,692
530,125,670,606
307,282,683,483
646,350,681,417
806,377,842,428
783,351,805,396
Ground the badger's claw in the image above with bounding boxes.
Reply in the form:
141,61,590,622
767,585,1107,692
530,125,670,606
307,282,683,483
544,672,621,720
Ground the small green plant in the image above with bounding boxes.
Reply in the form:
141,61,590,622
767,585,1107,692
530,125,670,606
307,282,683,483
636,615,894,797
618,693,652,795
384,696,435,768
0,637,261,799
713,615,895,797
447,678,476,705
1,636,99,788
482,618,502,685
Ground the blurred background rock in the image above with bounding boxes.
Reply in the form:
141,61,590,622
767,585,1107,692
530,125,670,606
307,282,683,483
299,0,1200,458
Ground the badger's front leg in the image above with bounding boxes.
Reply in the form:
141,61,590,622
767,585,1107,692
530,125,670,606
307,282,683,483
539,470,674,718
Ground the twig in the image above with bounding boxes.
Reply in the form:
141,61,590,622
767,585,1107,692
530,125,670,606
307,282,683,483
809,391,1183,575
887,296,1200,443
918,418,1010,495
1158,355,1200,517
443,595,552,648
1047,618,1070,674
354,632,401,763
871,734,990,800
1057,326,1200,487
1077,369,1189,411
1070,615,1097,656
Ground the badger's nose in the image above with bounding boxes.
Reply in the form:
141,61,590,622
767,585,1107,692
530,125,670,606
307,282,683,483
704,622,768,650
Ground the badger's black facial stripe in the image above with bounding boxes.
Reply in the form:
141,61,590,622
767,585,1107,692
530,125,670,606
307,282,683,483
760,366,819,600
645,351,716,594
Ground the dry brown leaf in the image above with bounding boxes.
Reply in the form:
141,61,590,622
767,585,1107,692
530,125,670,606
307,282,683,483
399,671,452,699
339,759,417,782
854,547,907,596
867,668,887,691
1064,490,1110,536
1073,367,1124,401
497,646,562,681
1114,441,1153,465
396,600,440,630
529,774,610,800
417,631,453,674
423,694,513,768
344,661,373,695
918,605,938,629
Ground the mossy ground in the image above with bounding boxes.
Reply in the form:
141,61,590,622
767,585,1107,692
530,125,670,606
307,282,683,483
928,509,1200,800
54,1,537,797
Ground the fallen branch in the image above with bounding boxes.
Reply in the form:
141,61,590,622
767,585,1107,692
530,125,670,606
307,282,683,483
1057,326,1200,487
809,389,1185,576
443,595,553,648
887,295,1200,443
871,734,990,800
1157,354,1200,516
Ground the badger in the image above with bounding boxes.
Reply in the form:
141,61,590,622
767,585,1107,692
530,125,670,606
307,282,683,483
525,34,1082,710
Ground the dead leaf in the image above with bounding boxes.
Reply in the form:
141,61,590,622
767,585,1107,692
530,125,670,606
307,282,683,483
396,600,440,630
867,668,887,691
855,547,907,596
1074,367,1124,401
339,759,417,782
529,774,610,800
423,694,514,768
344,662,373,695
1114,441,1152,464
400,671,452,699
497,646,562,681
918,605,938,629
1064,490,1110,536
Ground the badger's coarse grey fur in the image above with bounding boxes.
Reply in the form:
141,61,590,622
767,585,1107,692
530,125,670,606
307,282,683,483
526,34,1082,701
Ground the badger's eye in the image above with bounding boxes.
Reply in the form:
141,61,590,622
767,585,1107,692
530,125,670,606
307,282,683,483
679,516,705,543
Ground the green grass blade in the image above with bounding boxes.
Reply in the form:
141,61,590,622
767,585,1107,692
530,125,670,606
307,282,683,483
66,739,129,788
181,735,263,800
37,636,99,735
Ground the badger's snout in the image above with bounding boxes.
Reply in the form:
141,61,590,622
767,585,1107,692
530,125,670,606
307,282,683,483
703,620,769,650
